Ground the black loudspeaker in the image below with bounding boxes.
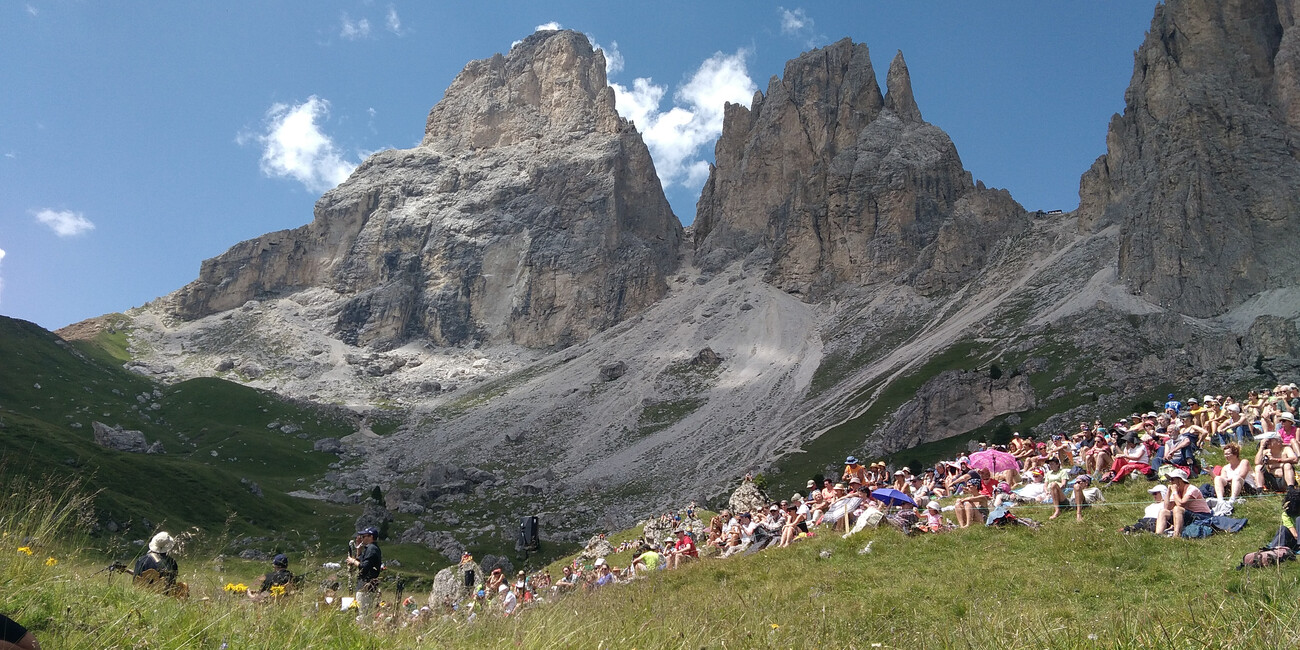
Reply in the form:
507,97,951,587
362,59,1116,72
463,568,475,588
517,516,540,551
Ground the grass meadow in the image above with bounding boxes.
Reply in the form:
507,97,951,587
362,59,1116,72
5,445,1300,650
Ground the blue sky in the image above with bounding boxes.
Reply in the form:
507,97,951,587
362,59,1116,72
1,1,1158,330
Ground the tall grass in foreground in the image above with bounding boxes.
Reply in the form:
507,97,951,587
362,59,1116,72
3,465,1300,649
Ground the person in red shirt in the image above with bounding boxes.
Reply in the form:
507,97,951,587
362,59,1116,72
666,529,697,569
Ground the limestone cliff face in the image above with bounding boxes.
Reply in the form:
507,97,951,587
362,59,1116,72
169,30,681,349
1077,0,1300,317
694,39,1027,297
867,370,1037,457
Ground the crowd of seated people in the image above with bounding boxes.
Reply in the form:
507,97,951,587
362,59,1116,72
455,384,1299,618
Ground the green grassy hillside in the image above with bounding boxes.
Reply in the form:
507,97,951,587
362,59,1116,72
3,452,1298,649
0,316,358,551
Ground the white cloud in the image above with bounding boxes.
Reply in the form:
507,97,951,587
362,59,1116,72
251,96,357,193
778,7,821,47
535,21,562,31
25,4,37,16
611,49,756,190
385,6,402,35
340,13,371,40
33,209,95,237
779,7,810,35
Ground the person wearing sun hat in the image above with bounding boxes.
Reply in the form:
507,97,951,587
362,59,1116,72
842,456,868,485
1254,432,1297,492
1155,468,1212,537
132,531,181,595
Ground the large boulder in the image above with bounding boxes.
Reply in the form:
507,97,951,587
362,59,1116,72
91,421,163,454
428,559,483,606
726,478,769,518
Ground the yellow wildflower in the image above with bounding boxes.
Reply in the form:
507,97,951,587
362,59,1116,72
17,546,32,556
269,585,286,597
770,624,780,629
45,557,57,566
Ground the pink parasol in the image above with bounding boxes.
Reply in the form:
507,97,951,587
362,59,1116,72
968,448,1020,474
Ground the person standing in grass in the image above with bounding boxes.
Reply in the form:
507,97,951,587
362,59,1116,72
0,613,40,650
346,526,382,616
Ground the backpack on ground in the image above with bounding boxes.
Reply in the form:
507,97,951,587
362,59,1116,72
1239,545,1295,569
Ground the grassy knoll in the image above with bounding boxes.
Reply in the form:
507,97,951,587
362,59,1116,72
0,315,360,547
6,448,1299,649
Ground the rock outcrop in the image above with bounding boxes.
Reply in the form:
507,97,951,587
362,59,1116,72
167,30,682,349
865,370,1037,456
91,421,164,454
694,39,1028,297
1077,0,1300,317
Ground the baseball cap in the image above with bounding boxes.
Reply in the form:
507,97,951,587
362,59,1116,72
1148,484,1168,495
357,526,380,537
273,553,288,568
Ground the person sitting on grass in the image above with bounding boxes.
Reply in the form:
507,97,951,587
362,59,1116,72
886,501,920,534
249,554,294,600
1213,442,1255,503
1277,487,1300,549
133,532,184,597
953,474,992,528
1082,432,1113,479
1043,457,1073,520
554,566,578,592
1254,434,1297,492
1067,474,1104,522
1106,432,1151,484
778,504,807,548
842,456,868,484
666,529,698,568
1154,468,1212,537
631,544,661,575
706,510,732,549
720,512,755,558
919,501,947,532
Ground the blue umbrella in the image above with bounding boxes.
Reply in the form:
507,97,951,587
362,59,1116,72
870,487,915,507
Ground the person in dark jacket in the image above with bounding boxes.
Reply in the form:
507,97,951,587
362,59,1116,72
0,613,40,650
133,532,184,597
250,554,295,599
346,526,382,616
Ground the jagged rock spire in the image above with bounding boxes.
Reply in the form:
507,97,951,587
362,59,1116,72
883,51,922,122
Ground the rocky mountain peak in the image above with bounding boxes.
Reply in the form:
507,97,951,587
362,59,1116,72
694,39,1025,297
1076,0,1300,317
165,29,680,350
883,50,922,122
422,30,622,152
